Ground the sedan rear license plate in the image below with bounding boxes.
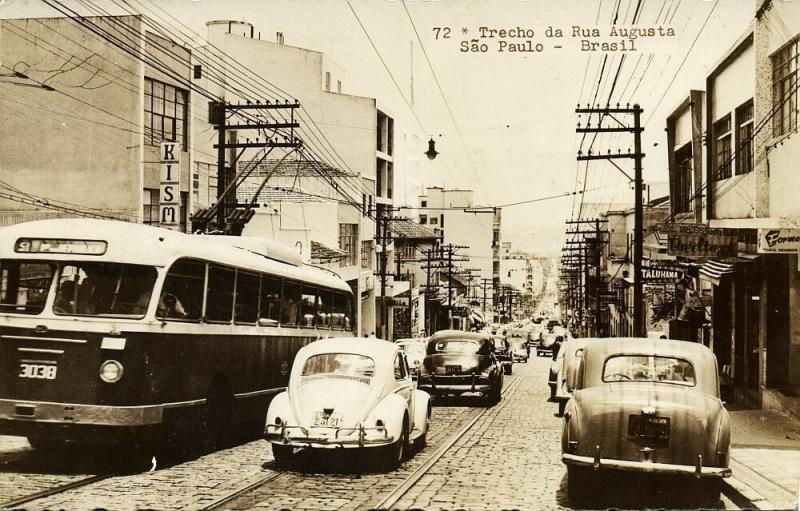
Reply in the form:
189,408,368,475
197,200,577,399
313,411,342,428
18,363,57,380
628,414,670,439
445,365,462,375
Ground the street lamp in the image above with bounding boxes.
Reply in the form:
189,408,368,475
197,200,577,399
424,138,438,160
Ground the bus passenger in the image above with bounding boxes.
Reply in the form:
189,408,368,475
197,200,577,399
157,293,186,319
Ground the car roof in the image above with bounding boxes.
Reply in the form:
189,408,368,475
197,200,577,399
298,337,398,360
429,329,491,341
580,337,719,395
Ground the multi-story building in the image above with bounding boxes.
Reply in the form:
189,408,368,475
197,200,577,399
663,1,800,413
0,15,198,229
193,21,402,337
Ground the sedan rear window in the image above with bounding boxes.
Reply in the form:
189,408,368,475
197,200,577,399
432,340,481,354
603,355,696,386
301,353,375,383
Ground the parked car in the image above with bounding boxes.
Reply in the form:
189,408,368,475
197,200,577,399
417,330,504,405
397,339,427,374
509,338,529,363
548,343,563,401
561,338,731,504
552,338,590,415
491,335,514,375
264,338,431,470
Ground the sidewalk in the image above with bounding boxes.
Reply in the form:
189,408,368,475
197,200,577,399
723,408,800,509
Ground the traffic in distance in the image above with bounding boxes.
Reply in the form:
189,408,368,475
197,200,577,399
0,219,734,508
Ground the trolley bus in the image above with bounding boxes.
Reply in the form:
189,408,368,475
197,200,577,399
0,219,356,450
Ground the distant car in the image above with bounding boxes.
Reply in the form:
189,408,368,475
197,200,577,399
397,340,427,374
553,338,589,415
537,333,556,357
561,338,731,504
264,338,431,470
509,338,529,363
548,344,563,401
491,336,514,375
418,330,504,405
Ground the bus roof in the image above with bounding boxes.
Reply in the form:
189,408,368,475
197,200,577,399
0,219,350,292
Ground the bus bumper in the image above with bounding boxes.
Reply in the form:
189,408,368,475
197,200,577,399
0,398,164,427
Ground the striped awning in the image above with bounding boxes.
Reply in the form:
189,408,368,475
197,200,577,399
699,256,759,285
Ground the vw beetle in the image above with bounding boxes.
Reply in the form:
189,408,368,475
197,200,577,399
561,338,731,503
264,338,431,470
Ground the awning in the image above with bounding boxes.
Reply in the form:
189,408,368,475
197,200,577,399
310,240,348,264
699,256,759,286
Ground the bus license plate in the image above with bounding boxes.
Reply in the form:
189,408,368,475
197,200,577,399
18,363,57,380
313,411,342,428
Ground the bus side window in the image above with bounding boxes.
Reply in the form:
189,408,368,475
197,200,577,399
158,259,204,320
260,276,281,325
318,289,333,329
331,291,347,330
234,270,260,324
281,281,301,326
301,286,317,328
206,265,234,323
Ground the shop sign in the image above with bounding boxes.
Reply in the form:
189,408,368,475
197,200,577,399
757,228,800,254
667,228,737,258
159,141,180,229
642,261,684,282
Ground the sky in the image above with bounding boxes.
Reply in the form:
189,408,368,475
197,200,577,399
0,0,755,254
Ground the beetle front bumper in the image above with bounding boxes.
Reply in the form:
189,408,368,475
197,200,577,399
562,453,732,478
264,424,395,448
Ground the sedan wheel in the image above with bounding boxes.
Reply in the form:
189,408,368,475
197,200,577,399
567,465,594,507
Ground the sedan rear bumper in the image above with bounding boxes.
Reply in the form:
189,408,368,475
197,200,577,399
562,453,732,478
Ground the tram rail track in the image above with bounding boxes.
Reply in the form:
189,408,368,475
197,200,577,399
200,374,523,511
370,376,523,510
0,473,110,509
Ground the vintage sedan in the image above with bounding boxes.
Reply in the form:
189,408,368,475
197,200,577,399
491,335,514,375
397,339,427,373
509,338,529,363
552,338,590,415
264,338,431,470
537,332,556,357
418,330,503,405
561,338,731,503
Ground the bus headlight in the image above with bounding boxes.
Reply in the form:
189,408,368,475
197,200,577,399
99,360,124,383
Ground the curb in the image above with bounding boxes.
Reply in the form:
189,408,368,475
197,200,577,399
722,475,776,510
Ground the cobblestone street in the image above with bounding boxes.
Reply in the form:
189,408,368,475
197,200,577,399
1,356,778,510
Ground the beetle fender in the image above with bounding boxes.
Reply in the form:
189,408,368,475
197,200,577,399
368,393,408,438
265,391,293,431
412,390,431,434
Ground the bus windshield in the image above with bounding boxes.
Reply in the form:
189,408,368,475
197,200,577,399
52,262,157,318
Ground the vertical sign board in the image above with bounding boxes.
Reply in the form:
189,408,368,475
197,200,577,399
159,142,180,230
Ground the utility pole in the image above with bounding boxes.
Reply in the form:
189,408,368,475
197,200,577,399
198,100,301,235
575,103,645,337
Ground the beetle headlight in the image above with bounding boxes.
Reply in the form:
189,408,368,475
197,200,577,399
99,360,124,383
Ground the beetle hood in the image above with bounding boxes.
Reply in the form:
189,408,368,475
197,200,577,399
571,383,727,467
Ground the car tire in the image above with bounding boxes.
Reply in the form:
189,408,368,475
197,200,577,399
382,418,409,471
567,465,594,507
558,400,566,416
505,365,513,375
694,479,721,506
271,443,294,465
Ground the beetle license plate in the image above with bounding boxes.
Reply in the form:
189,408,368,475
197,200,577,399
313,411,342,428
628,415,670,440
445,365,462,374
18,363,57,380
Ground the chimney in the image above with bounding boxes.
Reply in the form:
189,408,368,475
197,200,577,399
276,32,284,45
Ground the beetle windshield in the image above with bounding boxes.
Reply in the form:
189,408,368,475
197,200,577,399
301,353,375,383
603,355,696,386
432,340,481,354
